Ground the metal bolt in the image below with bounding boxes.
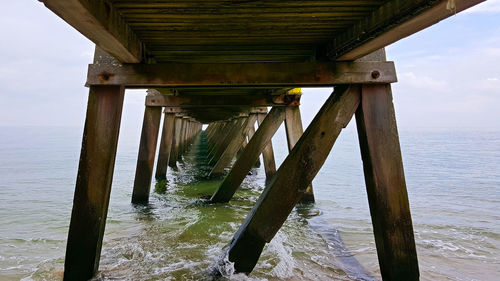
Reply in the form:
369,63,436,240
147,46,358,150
371,70,381,79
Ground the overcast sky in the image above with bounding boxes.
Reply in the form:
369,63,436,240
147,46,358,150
0,0,499,131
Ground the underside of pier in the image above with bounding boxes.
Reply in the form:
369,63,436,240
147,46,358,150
37,0,483,280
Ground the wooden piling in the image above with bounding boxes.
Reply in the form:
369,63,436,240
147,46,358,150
210,115,257,177
64,85,125,281
210,107,285,203
256,113,277,179
224,85,360,273
284,106,314,203
355,84,419,281
131,106,162,204
155,112,175,180
209,118,245,166
169,116,183,167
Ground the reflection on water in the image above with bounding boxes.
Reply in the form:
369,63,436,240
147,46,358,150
0,127,499,280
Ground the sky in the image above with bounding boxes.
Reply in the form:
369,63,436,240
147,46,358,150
0,0,499,131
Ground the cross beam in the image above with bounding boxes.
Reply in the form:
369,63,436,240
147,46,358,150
145,94,301,107
86,61,397,87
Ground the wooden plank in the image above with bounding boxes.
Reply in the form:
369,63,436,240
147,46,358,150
41,0,142,63
327,0,484,60
64,85,124,280
210,107,286,203
131,106,162,204
209,115,257,177
284,106,314,203
145,94,300,107
155,112,175,180
86,61,397,87
224,85,360,273
256,113,277,179
355,84,419,280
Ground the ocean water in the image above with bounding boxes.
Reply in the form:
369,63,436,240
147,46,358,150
0,125,499,281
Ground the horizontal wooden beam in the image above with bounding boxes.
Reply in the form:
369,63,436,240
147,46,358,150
145,94,301,107
86,61,397,87
326,0,484,60
41,0,143,63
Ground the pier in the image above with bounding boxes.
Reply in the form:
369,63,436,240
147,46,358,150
36,0,484,280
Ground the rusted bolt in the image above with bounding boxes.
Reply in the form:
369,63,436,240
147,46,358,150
98,72,114,83
371,70,380,79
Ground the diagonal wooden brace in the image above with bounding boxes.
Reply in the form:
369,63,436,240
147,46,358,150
223,85,360,273
210,107,286,203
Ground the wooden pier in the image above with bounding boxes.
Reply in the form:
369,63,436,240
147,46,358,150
37,0,483,280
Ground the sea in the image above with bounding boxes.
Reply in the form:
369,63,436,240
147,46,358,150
0,124,499,281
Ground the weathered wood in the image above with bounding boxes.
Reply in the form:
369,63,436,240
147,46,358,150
169,116,183,167
210,115,257,177
41,0,142,63
256,113,276,178
246,125,261,168
225,85,360,273
145,93,301,107
131,106,162,204
284,106,314,203
355,84,419,281
209,118,246,166
329,0,484,60
64,85,124,281
86,61,397,87
155,112,175,180
207,122,227,158
210,107,286,203
178,118,187,156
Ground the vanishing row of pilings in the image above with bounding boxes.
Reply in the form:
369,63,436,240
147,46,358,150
132,107,202,203
64,49,418,281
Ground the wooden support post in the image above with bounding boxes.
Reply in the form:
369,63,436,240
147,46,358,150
169,116,182,167
246,125,261,167
131,106,162,204
224,85,360,273
256,113,277,179
64,85,125,280
178,118,187,157
284,107,314,203
155,112,175,180
208,121,230,161
210,107,285,203
355,84,419,281
209,118,245,166
210,115,257,177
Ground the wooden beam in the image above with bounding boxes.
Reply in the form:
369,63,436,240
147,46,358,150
355,84,419,280
326,0,484,60
145,94,301,107
209,115,257,177
155,112,175,180
209,118,246,166
131,106,162,204
169,117,183,167
224,85,360,273
210,107,285,203
284,106,314,203
257,113,277,179
86,61,397,87
64,85,124,280
41,0,143,63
